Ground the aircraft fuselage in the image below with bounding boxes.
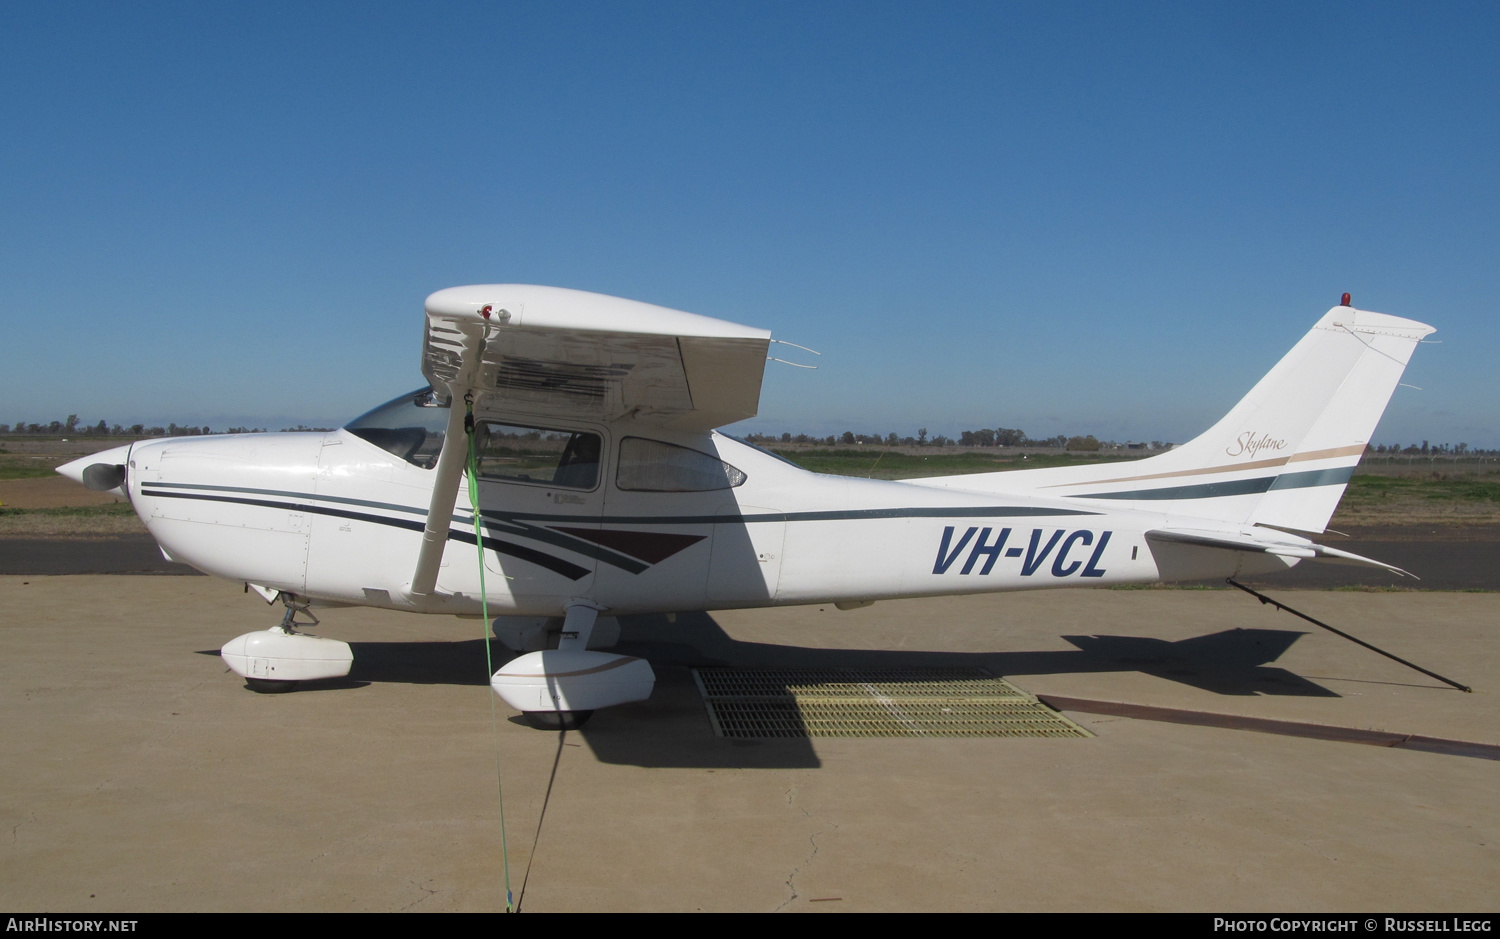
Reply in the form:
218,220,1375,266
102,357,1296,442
103,421,1287,617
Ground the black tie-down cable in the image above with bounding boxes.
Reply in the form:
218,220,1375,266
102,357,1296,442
1226,578,1472,693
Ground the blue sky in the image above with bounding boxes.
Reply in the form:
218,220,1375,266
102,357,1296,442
2,2,1496,446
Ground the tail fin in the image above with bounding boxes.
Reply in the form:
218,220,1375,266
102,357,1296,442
910,301,1435,533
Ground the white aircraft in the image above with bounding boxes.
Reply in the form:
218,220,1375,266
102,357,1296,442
58,286,1433,728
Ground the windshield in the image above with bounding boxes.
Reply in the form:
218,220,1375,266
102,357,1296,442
345,388,450,468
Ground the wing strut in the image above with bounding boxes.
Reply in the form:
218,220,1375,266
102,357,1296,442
409,322,487,598
1226,579,1471,692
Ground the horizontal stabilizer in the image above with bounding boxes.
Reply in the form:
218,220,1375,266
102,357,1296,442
1145,528,1414,578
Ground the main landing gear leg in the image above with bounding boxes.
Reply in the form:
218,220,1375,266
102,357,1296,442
491,599,656,730
523,602,602,728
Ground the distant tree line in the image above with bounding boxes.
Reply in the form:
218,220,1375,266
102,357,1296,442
3,415,1494,456
1370,441,1482,455
0,414,332,436
745,426,1499,456
744,426,1173,452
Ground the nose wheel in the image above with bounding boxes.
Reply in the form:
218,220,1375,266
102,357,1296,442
221,594,352,692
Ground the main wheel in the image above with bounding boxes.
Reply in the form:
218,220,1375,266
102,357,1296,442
245,678,299,694
522,710,594,730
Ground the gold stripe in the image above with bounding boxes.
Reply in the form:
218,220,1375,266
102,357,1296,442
1041,443,1366,489
1287,444,1367,463
495,655,643,680
1041,455,1290,488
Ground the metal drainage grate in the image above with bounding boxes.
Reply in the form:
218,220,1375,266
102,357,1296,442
692,667,1091,739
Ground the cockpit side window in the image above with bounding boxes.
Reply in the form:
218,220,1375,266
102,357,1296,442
616,437,747,492
473,422,602,490
345,388,449,468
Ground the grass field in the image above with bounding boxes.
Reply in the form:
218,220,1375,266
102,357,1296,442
0,504,138,518
764,447,1131,479
0,502,141,536
1334,474,1500,522
0,454,63,479
0,439,139,480
766,447,1500,524
2,438,1496,531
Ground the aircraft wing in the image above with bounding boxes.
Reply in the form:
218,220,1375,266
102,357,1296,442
408,284,772,599
1145,528,1415,578
422,285,772,431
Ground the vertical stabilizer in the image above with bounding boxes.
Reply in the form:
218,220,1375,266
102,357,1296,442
907,302,1435,533
1236,306,1433,531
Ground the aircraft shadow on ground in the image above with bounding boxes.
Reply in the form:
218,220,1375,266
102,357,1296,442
289,611,1335,769
611,612,1332,698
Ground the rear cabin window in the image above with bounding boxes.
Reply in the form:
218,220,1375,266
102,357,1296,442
616,437,747,492
473,422,602,490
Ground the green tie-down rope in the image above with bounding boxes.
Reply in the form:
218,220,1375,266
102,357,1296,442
464,393,516,913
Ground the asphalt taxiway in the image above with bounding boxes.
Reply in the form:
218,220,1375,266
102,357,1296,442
1,575,1495,912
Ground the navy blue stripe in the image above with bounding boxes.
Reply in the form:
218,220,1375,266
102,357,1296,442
140,481,429,517
140,489,591,580
1076,467,1354,501
1076,477,1274,501
1269,467,1356,490
479,515,648,574
140,482,1096,525
484,505,1098,525
447,528,591,581
141,482,648,572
